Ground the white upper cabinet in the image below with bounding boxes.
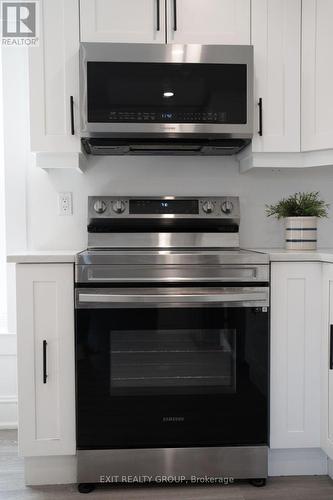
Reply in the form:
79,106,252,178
166,0,250,45
80,0,250,45
251,0,301,153
29,0,81,158
80,0,166,43
270,262,322,449
302,0,333,151
16,264,75,457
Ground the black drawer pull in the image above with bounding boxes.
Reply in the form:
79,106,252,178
173,0,177,31
70,96,75,135
156,0,160,31
258,97,263,136
330,325,333,370
43,340,48,384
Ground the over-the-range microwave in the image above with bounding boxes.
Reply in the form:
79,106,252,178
79,43,253,156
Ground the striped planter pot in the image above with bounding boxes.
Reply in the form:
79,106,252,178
285,216,318,250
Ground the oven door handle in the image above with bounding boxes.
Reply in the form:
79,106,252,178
77,289,268,307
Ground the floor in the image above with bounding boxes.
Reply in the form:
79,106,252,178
1,431,333,500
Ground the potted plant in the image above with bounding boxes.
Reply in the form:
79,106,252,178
265,192,329,250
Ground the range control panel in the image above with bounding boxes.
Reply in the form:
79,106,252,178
88,196,240,219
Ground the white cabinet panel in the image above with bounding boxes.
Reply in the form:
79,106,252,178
270,263,321,449
16,264,75,457
251,0,301,152
321,264,333,460
302,0,333,151
29,0,80,155
166,0,250,45
80,0,165,43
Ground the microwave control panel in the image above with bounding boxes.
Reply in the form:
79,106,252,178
107,111,228,123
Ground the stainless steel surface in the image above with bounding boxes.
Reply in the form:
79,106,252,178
88,232,240,249
87,196,241,249
80,43,253,139
77,263,268,284
76,249,269,266
88,196,240,219
77,446,268,483
76,286,269,308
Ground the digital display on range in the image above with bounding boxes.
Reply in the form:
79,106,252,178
129,199,199,214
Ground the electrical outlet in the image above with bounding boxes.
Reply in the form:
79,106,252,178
58,192,73,216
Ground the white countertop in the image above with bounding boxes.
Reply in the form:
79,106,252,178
7,250,82,263
250,248,333,263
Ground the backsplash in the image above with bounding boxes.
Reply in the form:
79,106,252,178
27,154,333,251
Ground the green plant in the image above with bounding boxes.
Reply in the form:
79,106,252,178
265,191,329,219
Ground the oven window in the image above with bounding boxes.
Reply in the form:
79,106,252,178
111,328,236,393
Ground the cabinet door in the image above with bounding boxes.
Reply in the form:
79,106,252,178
166,0,250,45
302,0,333,151
80,0,165,43
251,0,301,152
29,0,80,154
16,264,75,457
321,264,333,460
270,263,321,449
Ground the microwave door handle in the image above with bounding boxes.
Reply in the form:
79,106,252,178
78,290,268,305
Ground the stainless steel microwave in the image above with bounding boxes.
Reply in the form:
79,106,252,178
80,43,253,156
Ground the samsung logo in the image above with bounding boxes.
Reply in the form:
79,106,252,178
162,416,185,422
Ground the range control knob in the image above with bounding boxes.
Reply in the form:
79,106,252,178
112,200,126,214
93,200,107,214
221,200,234,214
202,200,215,214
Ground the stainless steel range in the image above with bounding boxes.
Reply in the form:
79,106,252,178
75,196,269,493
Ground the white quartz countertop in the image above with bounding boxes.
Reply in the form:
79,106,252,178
7,250,82,263
250,248,333,262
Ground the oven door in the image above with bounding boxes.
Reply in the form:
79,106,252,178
75,286,269,450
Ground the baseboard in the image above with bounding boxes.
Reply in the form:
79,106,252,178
0,334,18,429
268,448,328,476
24,455,77,485
328,459,333,479
0,396,18,429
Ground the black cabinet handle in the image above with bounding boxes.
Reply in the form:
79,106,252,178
173,0,177,31
258,98,263,136
156,0,160,31
330,325,333,370
43,340,48,384
70,96,75,135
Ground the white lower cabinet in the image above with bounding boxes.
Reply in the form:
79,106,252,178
16,264,75,457
321,264,333,460
270,262,322,449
